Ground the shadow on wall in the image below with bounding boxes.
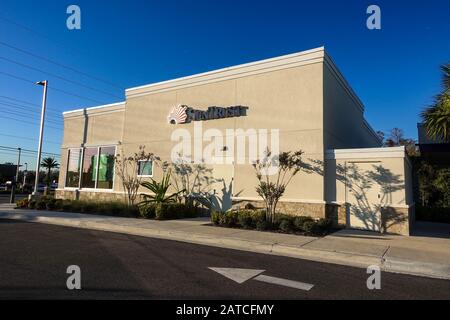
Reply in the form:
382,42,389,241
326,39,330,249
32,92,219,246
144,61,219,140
302,159,406,233
209,179,233,212
191,178,243,213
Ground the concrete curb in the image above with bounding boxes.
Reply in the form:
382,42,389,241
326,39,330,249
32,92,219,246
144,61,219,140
382,257,450,280
1,210,449,280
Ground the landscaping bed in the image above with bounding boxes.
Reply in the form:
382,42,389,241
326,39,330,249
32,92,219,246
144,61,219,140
15,197,203,220
210,209,334,236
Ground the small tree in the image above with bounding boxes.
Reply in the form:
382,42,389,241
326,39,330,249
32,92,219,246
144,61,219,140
253,149,304,224
381,128,418,156
115,145,160,206
40,157,59,186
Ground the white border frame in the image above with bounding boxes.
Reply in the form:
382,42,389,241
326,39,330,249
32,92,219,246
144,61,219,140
64,145,117,191
137,159,153,178
65,147,82,189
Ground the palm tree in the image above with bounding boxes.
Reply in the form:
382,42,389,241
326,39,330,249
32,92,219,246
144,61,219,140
40,157,59,186
421,64,450,142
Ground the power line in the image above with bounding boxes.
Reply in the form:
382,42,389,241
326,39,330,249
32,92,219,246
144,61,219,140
50,86,106,105
1,108,63,126
0,40,123,90
0,94,38,107
0,102,62,122
0,150,43,157
0,151,38,159
0,70,107,104
0,132,60,145
0,99,62,119
0,97,61,115
0,15,79,52
1,115,63,131
0,101,61,120
0,94,62,115
0,145,60,157
0,55,122,99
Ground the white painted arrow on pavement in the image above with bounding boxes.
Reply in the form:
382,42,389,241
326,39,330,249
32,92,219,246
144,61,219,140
209,267,314,291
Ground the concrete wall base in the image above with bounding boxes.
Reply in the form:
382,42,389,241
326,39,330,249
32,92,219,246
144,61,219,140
380,206,414,236
55,189,127,203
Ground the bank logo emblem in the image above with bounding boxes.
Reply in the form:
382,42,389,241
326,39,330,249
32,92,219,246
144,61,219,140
167,105,188,124
168,104,248,125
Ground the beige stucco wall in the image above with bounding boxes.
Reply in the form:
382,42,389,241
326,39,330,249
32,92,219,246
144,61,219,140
59,106,125,188
121,62,325,201
323,58,381,150
324,148,413,235
325,156,409,206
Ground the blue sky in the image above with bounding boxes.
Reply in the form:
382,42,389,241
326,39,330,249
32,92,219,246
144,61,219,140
0,0,449,169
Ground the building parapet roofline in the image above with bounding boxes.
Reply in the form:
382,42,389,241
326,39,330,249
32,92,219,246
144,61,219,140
63,101,125,118
125,46,326,98
61,46,378,147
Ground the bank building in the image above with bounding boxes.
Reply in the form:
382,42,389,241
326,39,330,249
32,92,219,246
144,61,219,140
58,47,414,235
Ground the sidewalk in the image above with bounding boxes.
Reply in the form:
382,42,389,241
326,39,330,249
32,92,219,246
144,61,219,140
1,203,449,280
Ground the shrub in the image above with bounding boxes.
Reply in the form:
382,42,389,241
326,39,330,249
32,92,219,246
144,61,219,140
252,210,266,225
183,204,200,218
53,199,64,211
139,203,157,219
293,216,314,231
211,211,222,225
256,219,270,231
88,202,126,216
219,211,238,227
28,200,36,209
80,201,97,214
61,200,73,212
45,198,57,210
273,214,293,230
68,200,82,212
95,202,110,215
16,198,29,208
302,220,331,236
155,202,200,220
237,210,254,229
316,218,333,232
155,203,175,220
279,219,294,232
155,203,169,220
124,205,140,217
302,220,318,235
35,200,47,210
233,209,274,229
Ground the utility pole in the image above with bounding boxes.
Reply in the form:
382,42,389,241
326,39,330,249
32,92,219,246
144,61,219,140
33,80,48,197
10,148,21,203
23,162,28,191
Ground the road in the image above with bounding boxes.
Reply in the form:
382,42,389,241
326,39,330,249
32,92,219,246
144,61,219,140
0,219,449,300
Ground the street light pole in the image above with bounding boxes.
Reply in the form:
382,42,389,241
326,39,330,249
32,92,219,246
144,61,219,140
33,80,48,197
10,148,21,203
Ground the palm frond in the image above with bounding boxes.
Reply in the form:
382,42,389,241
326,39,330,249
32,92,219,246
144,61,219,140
421,64,450,142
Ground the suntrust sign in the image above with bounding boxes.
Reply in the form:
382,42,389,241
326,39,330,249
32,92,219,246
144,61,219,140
167,104,248,124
